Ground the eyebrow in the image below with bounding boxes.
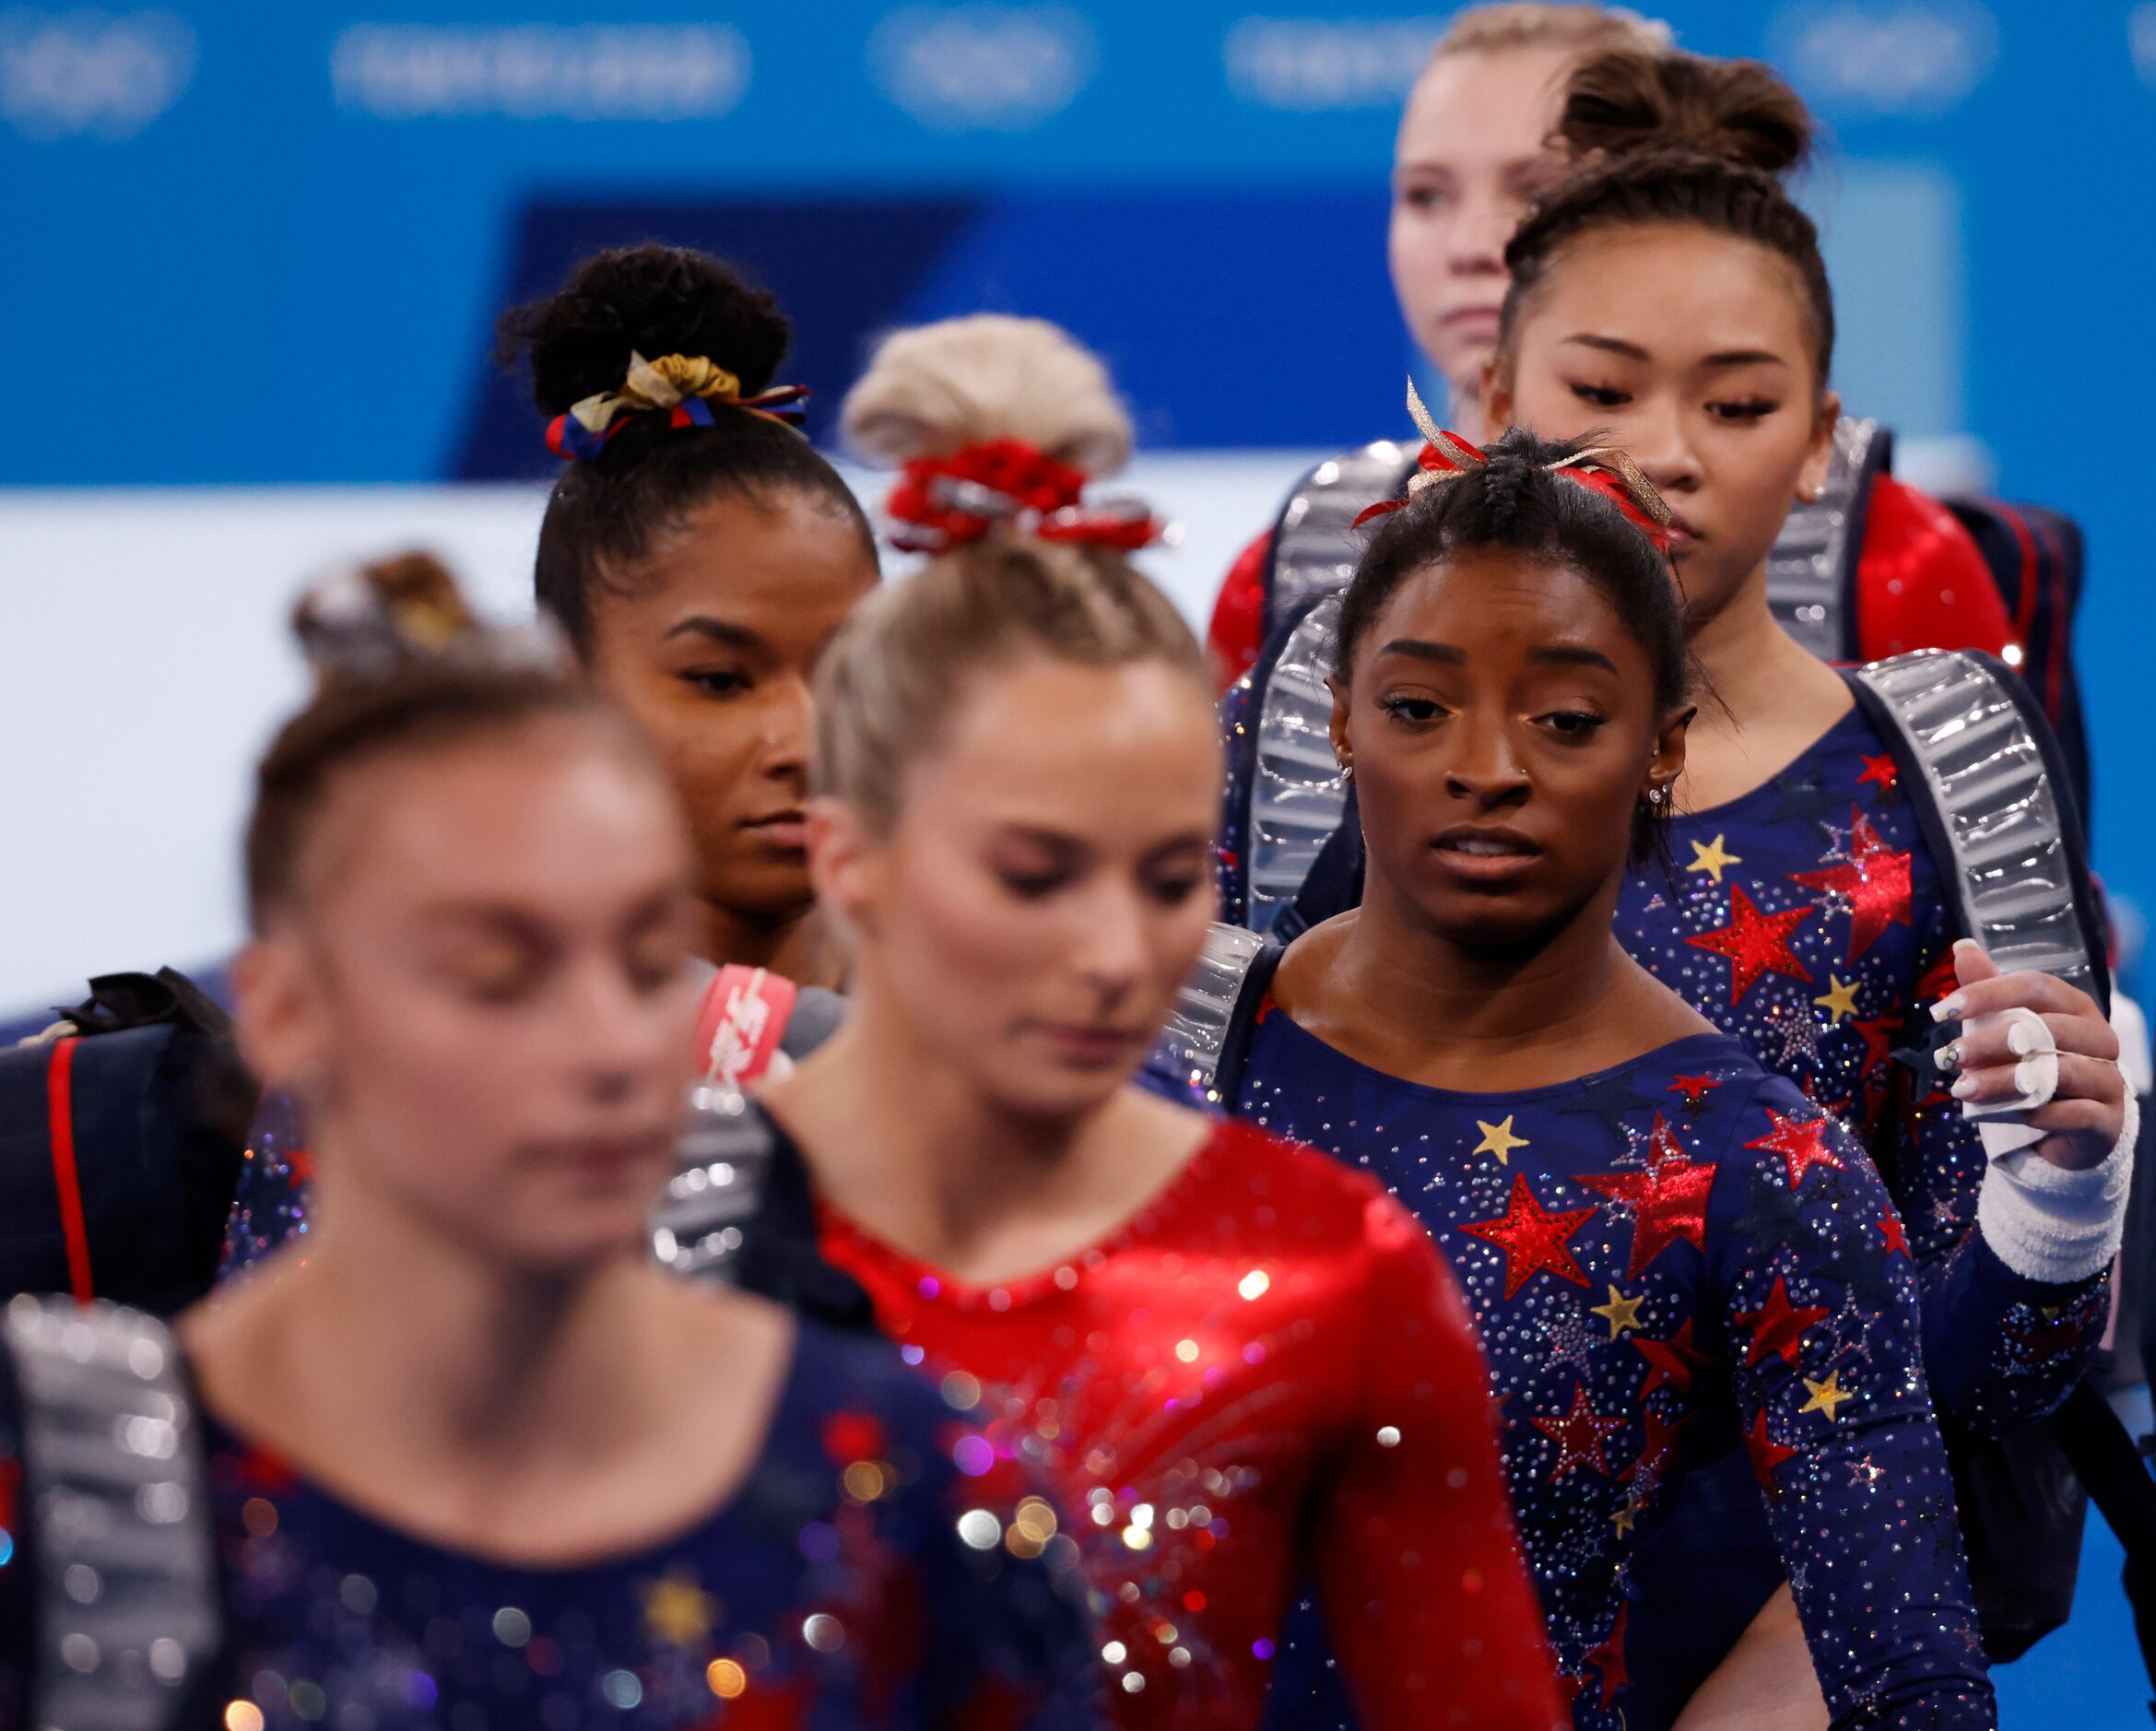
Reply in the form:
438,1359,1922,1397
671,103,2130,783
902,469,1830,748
415,885,680,936
411,902,546,936
1529,644,1622,676
1375,638,1465,665
1377,640,1621,676
1561,333,1790,370
662,616,767,653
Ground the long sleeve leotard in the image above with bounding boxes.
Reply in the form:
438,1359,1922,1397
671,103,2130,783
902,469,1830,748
807,1115,1565,1731
1615,704,2114,1435
1235,1017,1996,1730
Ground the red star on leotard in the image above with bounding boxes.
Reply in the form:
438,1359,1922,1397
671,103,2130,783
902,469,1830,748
1744,1107,1846,1191
1789,808,1913,963
1578,1117,1718,1278
1735,1275,1832,1368
1745,1407,1800,1501
1621,1407,1692,1494
1857,753,1899,794
1845,1012,1901,1089
1532,1383,1626,1481
1878,1210,1910,1257
1458,1174,1597,1300
1633,1318,1713,1397
1685,883,1814,1003
1585,1603,1631,1708
1667,1073,1721,1105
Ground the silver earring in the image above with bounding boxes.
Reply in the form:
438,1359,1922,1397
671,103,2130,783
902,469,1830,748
1339,762,1354,783
1648,785,1668,806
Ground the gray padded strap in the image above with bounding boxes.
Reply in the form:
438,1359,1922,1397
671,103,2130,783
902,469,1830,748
1159,924,1267,1100
1851,650,2098,995
1244,595,1352,934
1266,441,1418,634
650,1087,778,1279
1766,416,1880,661
5,1295,218,1731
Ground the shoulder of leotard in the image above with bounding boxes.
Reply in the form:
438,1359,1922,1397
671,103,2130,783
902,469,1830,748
787,1312,966,1440
1863,473,1983,550
1201,1115,1415,1236
1696,1058,1853,1175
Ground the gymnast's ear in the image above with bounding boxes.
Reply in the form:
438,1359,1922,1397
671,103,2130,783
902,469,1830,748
806,795,880,946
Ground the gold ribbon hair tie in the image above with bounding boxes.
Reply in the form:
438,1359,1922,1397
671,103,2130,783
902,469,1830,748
545,351,810,461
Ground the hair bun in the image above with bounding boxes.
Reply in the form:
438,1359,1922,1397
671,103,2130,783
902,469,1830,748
1559,47,1813,180
496,243,792,419
842,314,1134,478
293,552,565,687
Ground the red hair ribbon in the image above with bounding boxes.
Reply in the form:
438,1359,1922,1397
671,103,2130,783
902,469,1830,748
883,437,1162,554
1349,379,1673,556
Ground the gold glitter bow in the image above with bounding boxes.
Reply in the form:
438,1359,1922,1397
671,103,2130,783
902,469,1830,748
562,351,750,439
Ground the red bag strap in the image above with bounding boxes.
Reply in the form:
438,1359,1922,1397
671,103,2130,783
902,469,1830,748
691,966,798,1089
45,1036,93,1304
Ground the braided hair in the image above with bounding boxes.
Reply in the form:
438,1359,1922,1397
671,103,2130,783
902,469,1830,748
1499,48,1833,382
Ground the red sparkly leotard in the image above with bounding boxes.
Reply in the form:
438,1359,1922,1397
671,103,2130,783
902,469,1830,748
807,1116,1565,1731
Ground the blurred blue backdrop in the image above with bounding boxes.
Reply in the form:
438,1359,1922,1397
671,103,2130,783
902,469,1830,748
1,2,2150,1710
13,4,2147,890
6,0,2150,479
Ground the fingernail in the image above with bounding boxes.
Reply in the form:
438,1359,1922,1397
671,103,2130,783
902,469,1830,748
1931,995,1965,1024
1951,1075,1979,1100
1937,1043,1961,1072
2008,1021,2043,1056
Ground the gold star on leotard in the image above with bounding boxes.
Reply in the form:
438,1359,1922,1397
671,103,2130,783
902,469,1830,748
1591,1285,1645,1338
642,1566,718,1648
1800,1370,1854,1421
1686,833,1742,884
1612,1491,1642,1538
1474,1115,1529,1164
1813,975,1860,1024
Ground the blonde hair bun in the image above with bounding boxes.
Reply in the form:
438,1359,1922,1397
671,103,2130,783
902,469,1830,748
841,314,1135,477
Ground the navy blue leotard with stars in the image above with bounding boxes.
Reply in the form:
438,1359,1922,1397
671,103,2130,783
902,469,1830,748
0,1321,1096,1731
1233,1014,1994,1730
1616,701,2108,1428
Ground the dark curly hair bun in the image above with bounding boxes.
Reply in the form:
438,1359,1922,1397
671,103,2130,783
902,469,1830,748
492,241,873,652
1559,48,1813,180
498,243,793,418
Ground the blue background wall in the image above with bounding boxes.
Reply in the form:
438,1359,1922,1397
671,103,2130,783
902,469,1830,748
4,4,2149,829
16,4,2149,893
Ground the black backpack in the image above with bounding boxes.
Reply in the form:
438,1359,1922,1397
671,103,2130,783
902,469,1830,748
0,970,255,1315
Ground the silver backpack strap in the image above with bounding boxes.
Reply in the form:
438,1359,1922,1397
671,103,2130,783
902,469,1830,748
1849,650,2105,1003
5,1295,219,1731
1767,416,1886,662
1158,924,1271,1104
650,1087,779,1279
1265,440,1419,634
1243,595,1352,935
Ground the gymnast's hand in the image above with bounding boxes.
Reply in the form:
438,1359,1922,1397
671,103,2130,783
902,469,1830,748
1934,938,2127,1172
